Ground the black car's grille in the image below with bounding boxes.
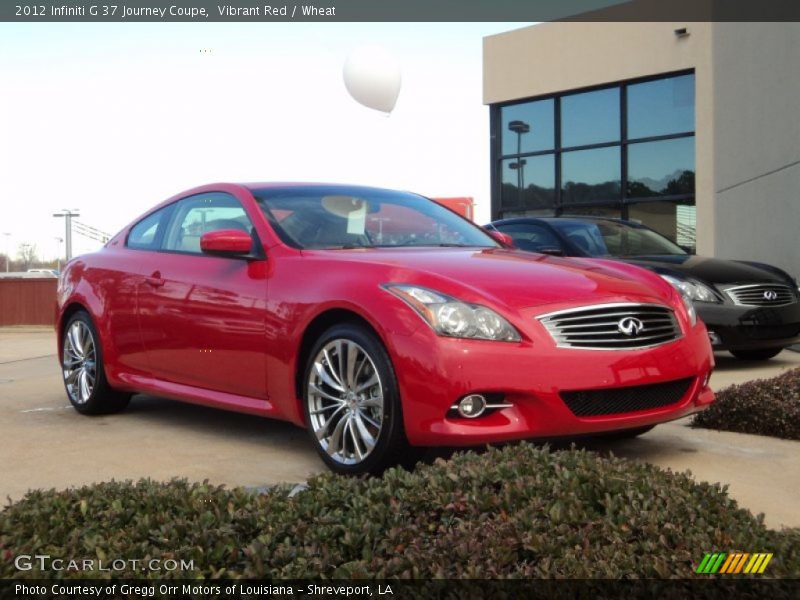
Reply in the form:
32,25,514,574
725,284,797,307
538,303,681,350
561,378,694,417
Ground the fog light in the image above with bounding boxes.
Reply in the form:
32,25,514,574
708,330,721,346
457,394,487,419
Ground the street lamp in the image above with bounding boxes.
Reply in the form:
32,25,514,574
52,209,80,261
2,232,10,272
508,120,531,204
55,237,63,273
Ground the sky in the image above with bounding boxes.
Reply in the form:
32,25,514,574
0,22,530,260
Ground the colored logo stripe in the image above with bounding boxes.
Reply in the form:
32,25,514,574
699,552,773,574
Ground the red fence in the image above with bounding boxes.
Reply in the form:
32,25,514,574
0,278,58,326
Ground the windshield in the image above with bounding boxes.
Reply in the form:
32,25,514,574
552,220,687,257
252,186,498,250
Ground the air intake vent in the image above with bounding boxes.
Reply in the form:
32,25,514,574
725,284,797,307
538,303,681,350
561,377,694,417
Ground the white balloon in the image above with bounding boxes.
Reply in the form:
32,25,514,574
343,45,402,114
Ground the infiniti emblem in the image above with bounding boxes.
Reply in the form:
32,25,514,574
618,317,645,337
763,290,778,301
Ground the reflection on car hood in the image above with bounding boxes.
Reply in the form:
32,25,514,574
314,247,674,309
619,255,790,286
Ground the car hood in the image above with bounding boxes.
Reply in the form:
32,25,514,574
618,255,791,286
310,247,675,310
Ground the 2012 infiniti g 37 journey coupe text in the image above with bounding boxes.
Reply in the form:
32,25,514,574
57,183,715,474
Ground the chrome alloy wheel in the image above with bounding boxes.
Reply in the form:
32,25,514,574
307,339,384,465
62,320,97,405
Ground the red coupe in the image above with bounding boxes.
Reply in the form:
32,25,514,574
56,183,715,474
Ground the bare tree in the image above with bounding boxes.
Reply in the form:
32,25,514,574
17,243,38,270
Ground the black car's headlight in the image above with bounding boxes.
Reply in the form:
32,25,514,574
660,275,720,304
383,284,521,342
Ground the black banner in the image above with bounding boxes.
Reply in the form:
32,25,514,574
2,0,800,23
2,579,799,600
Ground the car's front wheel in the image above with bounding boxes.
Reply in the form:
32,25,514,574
730,348,783,361
61,311,131,415
303,323,413,475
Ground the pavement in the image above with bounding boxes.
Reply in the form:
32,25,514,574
1,326,799,529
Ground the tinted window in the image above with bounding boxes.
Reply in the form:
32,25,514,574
627,74,695,139
561,147,621,204
628,201,696,252
561,87,620,148
252,186,497,250
127,206,172,250
627,137,695,198
552,220,686,257
500,154,556,211
500,99,554,155
163,193,253,254
494,222,562,253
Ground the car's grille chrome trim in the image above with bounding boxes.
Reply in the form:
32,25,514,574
537,303,682,350
725,283,797,307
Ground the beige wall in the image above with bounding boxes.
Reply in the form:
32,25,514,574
711,23,800,278
483,22,716,255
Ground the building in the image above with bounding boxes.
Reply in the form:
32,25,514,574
483,22,800,277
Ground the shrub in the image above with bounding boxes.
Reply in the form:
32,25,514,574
693,367,800,440
1,444,798,580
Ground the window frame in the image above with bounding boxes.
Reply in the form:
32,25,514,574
491,69,696,220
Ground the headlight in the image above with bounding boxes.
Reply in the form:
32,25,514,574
659,276,698,327
660,275,719,303
383,284,521,342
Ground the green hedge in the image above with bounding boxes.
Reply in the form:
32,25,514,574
693,367,800,440
1,444,798,579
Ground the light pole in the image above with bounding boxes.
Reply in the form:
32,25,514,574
2,232,10,272
52,209,80,261
507,120,530,204
55,237,63,273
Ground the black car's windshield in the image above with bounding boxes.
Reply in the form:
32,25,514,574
252,186,498,250
552,220,687,257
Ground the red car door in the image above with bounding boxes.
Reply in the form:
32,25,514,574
135,192,268,399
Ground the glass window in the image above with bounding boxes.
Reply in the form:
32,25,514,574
627,137,694,198
561,147,621,204
561,206,622,220
628,201,696,252
253,186,497,249
500,99,554,155
163,194,253,254
493,222,563,253
127,205,173,250
561,87,620,148
501,155,556,211
627,74,695,139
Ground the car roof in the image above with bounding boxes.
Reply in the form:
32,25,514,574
242,182,419,196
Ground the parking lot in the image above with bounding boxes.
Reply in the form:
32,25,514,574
1,326,799,528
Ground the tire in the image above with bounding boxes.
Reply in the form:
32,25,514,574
730,348,783,361
303,323,414,475
61,310,131,415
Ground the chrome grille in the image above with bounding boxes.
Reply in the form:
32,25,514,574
538,303,681,350
725,284,797,307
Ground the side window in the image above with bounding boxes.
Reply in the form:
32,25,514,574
127,205,173,250
495,223,562,252
162,193,253,255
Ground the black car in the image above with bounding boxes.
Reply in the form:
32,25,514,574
488,216,800,360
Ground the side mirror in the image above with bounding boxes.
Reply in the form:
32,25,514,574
486,230,515,248
200,229,253,257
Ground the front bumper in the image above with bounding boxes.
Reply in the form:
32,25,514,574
391,317,715,447
696,301,800,351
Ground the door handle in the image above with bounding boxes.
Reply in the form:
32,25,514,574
145,271,165,288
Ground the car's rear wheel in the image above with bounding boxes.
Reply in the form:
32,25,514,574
730,348,783,361
61,311,131,415
303,323,413,475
